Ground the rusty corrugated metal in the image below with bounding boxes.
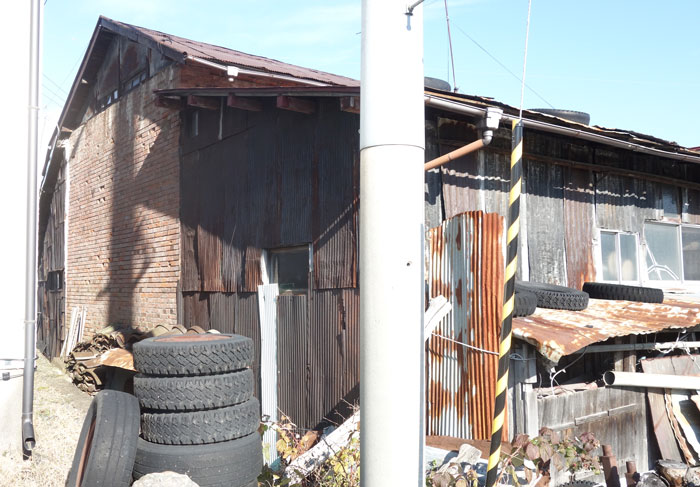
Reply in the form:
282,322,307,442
427,210,504,440
513,297,700,363
309,289,360,428
563,167,596,289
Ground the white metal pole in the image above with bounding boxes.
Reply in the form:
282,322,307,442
360,1,425,485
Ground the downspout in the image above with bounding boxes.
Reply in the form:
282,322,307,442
22,0,40,453
424,107,503,171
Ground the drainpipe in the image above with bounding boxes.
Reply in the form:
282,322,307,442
424,107,503,171
22,0,40,453
360,1,424,486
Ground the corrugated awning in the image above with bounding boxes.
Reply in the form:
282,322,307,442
513,297,700,363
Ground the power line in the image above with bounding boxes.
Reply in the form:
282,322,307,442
43,73,69,96
41,83,66,105
519,0,533,119
453,24,554,109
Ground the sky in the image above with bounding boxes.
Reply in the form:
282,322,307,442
40,0,700,152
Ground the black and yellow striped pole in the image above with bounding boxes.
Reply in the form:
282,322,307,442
485,119,523,487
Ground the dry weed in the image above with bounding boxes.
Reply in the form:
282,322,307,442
0,354,91,487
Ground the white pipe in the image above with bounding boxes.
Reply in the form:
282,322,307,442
360,1,424,486
425,95,700,165
22,0,40,453
603,371,700,390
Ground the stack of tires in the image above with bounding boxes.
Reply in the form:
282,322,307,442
132,333,263,487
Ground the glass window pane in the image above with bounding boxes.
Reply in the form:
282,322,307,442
270,246,309,294
600,232,619,281
645,223,681,281
619,234,638,281
682,227,700,281
662,185,680,220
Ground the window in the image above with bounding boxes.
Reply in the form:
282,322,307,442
264,246,310,294
600,231,639,282
644,222,700,281
188,110,199,137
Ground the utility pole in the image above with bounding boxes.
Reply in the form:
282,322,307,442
360,1,425,485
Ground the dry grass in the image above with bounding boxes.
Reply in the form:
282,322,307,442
0,354,91,486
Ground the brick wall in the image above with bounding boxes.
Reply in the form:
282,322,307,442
66,66,181,335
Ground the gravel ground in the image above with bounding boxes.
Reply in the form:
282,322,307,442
0,354,92,486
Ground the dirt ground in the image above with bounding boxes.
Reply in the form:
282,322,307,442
0,354,92,487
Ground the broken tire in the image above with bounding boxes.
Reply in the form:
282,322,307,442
66,390,140,487
141,398,260,445
133,334,254,376
134,368,254,411
513,291,537,317
582,282,664,304
514,281,589,311
132,433,263,487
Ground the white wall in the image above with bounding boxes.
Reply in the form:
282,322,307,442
0,0,33,454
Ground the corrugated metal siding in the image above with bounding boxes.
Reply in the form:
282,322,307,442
525,159,567,285
180,101,358,294
595,173,660,233
563,167,597,289
427,211,504,440
309,288,360,426
312,107,359,289
439,119,481,219
277,295,308,425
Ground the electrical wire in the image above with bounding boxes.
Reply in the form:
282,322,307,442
431,332,499,355
453,24,554,109
43,73,69,96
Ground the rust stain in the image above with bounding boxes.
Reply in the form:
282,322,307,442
455,279,463,307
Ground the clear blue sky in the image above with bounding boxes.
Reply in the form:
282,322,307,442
41,0,700,150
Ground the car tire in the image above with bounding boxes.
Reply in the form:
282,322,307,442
133,368,254,411
513,291,538,317
141,398,260,445
515,281,589,311
66,390,140,487
582,282,664,304
133,334,254,376
132,433,263,487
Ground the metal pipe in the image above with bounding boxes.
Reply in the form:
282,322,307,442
425,95,700,165
360,1,424,485
22,0,40,453
603,371,700,390
424,139,484,171
424,107,501,171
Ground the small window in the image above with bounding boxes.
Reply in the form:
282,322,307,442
682,226,700,281
645,222,681,281
188,110,199,137
266,246,309,294
600,231,638,282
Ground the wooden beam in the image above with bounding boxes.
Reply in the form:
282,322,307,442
276,95,315,114
155,95,183,111
227,95,262,112
340,96,360,114
186,95,219,110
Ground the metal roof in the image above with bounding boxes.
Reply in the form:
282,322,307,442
513,297,700,363
101,17,359,87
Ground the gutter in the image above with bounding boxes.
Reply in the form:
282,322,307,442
425,94,700,165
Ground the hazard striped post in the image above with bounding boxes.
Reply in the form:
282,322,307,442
485,119,523,487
